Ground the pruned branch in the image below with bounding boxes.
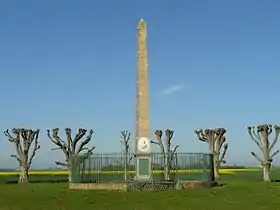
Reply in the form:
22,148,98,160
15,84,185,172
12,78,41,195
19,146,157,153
269,125,280,152
47,128,69,162
153,130,165,153
28,130,40,167
120,130,131,154
150,140,160,145
55,161,70,167
251,152,263,163
153,129,178,154
65,128,72,154
4,129,40,167
72,129,87,152
268,124,273,136
4,130,14,142
252,126,262,143
10,154,22,164
47,128,95,168
194,129,208,142
165,129,174,146
171,145,179,160
271,150,279,159
219,143,228,163
165,128,176,161
76,130,94,154
247,126,263,152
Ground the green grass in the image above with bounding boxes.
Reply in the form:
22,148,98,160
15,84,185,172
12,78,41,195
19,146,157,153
1,170,280,209
0,174,68,184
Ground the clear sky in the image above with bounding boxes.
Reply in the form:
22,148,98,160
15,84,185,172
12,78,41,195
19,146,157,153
0,0,280,169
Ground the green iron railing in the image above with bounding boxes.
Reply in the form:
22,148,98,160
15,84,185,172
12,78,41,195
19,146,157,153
70,152,214,183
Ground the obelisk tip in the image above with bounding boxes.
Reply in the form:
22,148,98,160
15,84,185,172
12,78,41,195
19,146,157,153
138,18,146,29
138,18,146,25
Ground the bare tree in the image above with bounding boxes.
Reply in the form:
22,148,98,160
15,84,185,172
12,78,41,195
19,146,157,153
247,124,280,182
120,130,135,181
4,128,40,183
47,128,95,182
151,129,179,180
195,128,228,179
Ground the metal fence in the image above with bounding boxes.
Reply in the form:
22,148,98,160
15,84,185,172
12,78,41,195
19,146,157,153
70,152,214,183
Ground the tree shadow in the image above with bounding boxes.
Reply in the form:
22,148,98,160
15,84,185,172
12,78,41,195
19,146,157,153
213,182,226,188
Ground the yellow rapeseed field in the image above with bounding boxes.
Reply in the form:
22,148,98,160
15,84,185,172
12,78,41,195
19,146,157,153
0,168,260,176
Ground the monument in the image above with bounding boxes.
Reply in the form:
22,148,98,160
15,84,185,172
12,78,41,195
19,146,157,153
135,18,152,181
68,18,216,191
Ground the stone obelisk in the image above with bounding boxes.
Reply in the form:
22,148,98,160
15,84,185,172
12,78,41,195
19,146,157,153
135,18,152,180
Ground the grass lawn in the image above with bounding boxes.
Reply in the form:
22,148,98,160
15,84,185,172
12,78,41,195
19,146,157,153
0,170,280,209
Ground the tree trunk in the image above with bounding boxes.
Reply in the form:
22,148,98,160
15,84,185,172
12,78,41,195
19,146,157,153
262,135,271,182
66,162,72,183
18,166,29,183
124,153,128,181
164,164,169,180
160,147,168,180
262,164,271,182
213,154,220,179
165,152,171,180
68,171,72,183
163,153,169,180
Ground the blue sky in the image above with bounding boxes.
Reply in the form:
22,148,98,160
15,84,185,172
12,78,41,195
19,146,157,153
1,0,280,169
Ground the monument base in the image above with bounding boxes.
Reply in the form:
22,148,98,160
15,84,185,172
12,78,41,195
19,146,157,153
126,180,175,191
135,155,152,181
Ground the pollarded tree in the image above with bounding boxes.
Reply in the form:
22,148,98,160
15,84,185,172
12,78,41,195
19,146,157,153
120,130,135,180
4,128,40,183
195,128,228,179
151,129,179,180
47,128,95,182
247,124,280,182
